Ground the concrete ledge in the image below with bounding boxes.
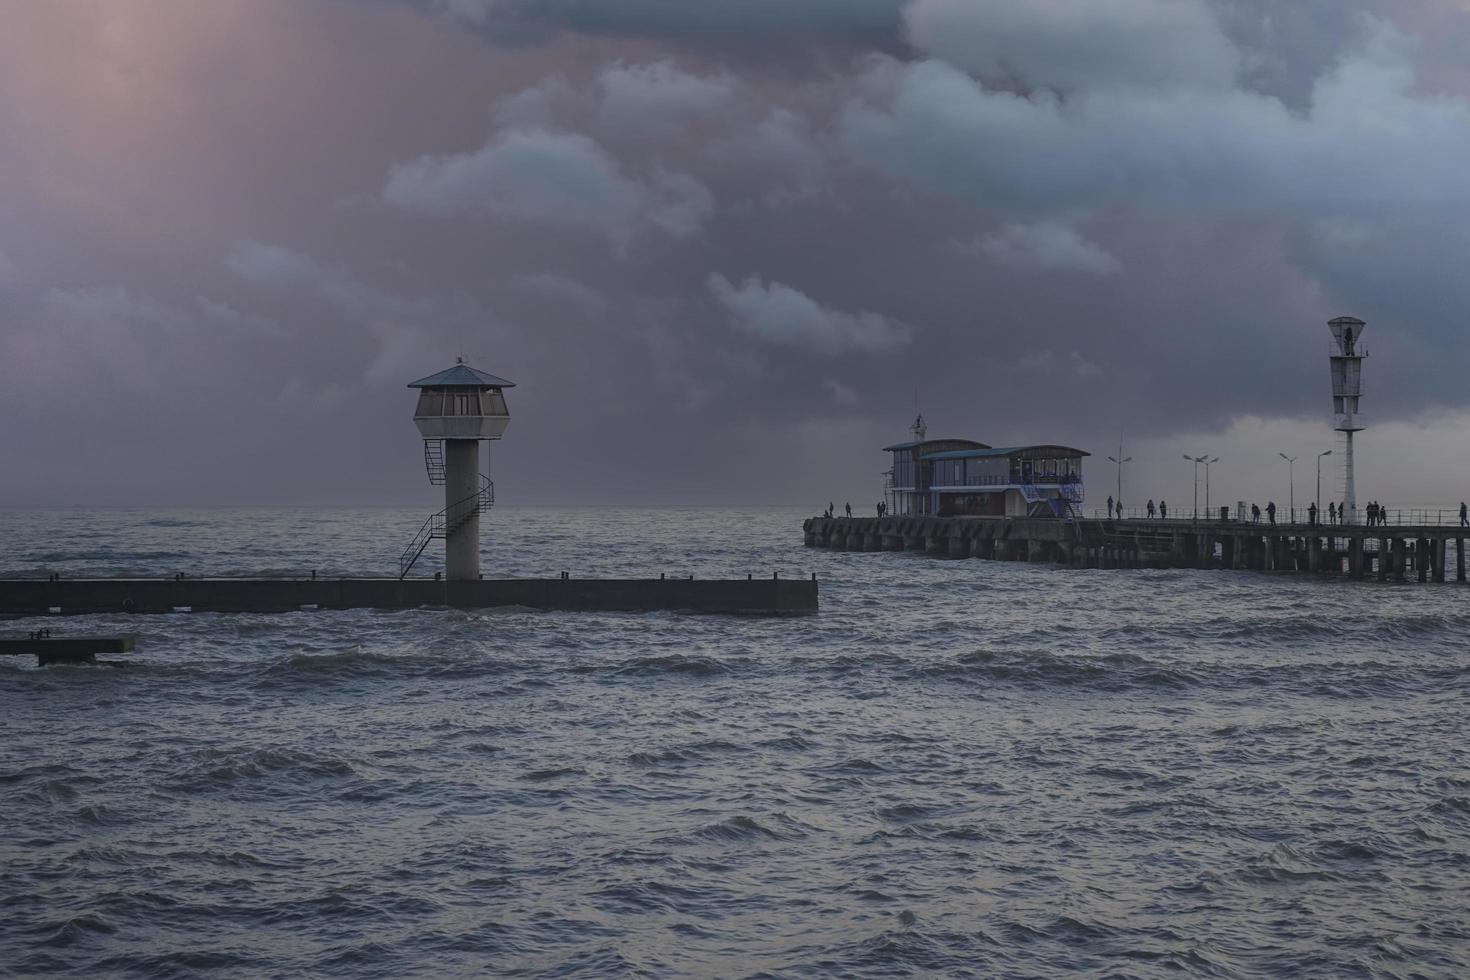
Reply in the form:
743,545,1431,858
0,578,818,617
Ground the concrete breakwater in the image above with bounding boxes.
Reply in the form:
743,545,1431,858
0,577,818,617
804,515,1469,583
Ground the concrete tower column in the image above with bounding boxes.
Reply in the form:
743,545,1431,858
444,439,481,580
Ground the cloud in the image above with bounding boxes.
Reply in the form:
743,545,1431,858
510,271,609,313
418,0,907,45
824,379,860,407
493,76,572,127
598,61,736,136
46,285,190,331
1015,349,1103,378
196,296,287,337
227,241,482,325
226,241,319,286
712,108,830,203
707,274,912,353
225,241,491,381
383,127,713,245
971,221,1122,275
905,0,1239,92
842,20,1470,222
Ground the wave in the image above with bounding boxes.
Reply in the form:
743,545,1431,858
610,654,731,677
161,745,357,792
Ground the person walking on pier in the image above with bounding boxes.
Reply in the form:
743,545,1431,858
1107,495,1115,519
1160,500,1167,520
1461,501,1467,527
845,502,852,519
1328,501,1336,524
1147,499,1156,519
1267,501,1276,524
1252,503,1261,523
1308,502,1318,525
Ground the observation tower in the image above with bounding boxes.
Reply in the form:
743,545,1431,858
400,359,515,579
1328,317,1366,524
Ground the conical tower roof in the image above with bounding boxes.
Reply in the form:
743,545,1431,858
408,361,516,388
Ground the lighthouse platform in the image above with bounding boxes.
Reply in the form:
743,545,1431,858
0,576,818,618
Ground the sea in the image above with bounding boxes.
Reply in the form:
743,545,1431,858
1,507,1467,978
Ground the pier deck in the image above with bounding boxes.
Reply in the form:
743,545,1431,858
0,577,818,618
805,515,1468,582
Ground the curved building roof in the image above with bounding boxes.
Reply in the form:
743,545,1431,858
408,363,517,388
923,445,1090,460
882,438,990,452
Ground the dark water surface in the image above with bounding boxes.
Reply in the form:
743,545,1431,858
2,508,1467,978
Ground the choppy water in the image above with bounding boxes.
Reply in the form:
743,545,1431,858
2,507,1468,978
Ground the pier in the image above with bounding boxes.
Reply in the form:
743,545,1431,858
804,515,1469,582
1,635,135,666
0,577,818,618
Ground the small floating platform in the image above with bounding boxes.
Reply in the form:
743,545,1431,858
1,635,135,666
0,577,817,617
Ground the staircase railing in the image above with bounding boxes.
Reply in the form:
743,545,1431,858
399,475,495,579
424,440,446,485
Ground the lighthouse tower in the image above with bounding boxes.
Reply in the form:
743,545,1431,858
1328,317,1367,524
404,360,515,580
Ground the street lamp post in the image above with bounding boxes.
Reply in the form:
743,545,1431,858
1107,446,1131,518
1316,449,1333,518
1202,456,1220,517
1184,454,1204,520
1279,453,1297,523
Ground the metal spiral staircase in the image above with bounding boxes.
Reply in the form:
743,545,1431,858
398,440,495,579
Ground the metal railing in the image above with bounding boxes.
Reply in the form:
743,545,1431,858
1091,506,1470,529
399,475,495,579
424,440,446,485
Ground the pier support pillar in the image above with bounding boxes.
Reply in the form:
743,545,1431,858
1349,537,1363,579
1458,539,1466,582
1418,539,1429,582
1378,538,1390,582
1434,539,1447,583
1393,538,1407,582
1307,537,1320,573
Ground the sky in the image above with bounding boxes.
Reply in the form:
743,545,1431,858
3,0,1470,511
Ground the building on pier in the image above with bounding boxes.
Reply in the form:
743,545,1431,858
884,415,1088,518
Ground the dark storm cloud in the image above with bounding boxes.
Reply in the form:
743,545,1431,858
3,0,1470,510
412,0,908,46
